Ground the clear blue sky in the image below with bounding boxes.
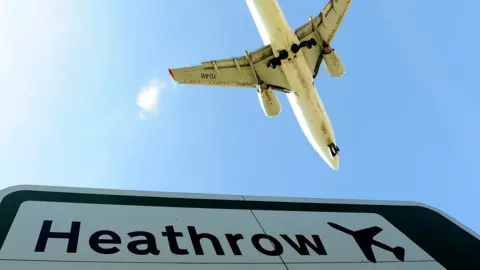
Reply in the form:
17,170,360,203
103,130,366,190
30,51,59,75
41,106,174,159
1,0,479,234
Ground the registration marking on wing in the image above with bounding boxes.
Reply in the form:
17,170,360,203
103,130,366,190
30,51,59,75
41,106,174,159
200,73,216,80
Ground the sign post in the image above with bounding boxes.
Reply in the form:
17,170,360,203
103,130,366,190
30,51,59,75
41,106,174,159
0,185,478,269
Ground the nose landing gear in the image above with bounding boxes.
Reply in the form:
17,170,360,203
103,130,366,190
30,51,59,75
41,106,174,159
328,142,340,157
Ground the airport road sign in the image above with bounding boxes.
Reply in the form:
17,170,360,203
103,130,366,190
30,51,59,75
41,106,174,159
0,185,478,270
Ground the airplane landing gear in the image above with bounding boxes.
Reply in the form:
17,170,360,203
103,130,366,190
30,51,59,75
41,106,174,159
278,49,288,60
268,58,281,69
291,38,318,53
267,49,289,69
328,142,340,157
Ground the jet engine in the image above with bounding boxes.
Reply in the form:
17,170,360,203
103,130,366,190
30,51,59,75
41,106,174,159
323,47,345,78
257,85,281,117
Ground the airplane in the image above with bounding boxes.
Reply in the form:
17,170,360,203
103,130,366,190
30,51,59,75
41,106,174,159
327,222,406,263
168,0,352,170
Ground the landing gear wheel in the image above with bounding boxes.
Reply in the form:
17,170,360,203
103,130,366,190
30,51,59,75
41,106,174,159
267,58,281,69
267,61,277,69
278,50,288,60
267,60,275,69
291,43,300,53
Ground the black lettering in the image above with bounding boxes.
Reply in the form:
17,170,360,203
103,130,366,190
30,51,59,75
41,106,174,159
127,231,160,255
89,230,121,254
200,73,216,80
225,233,243,255
35,220,80,253
188,226,225,255
162,225,188,255
280,234,327,255
251,234,283,256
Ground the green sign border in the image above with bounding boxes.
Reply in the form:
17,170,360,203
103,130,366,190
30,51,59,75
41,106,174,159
0,189,478,269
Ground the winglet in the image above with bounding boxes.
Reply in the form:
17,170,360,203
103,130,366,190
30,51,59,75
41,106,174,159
168,68,175,81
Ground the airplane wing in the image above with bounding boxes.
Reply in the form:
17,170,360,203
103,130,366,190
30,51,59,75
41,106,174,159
294,0,352,78
168,45,290,91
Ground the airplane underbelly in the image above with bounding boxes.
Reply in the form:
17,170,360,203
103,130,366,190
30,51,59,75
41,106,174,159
247,0,338,169
289,90,338,167
246,0,293,48
283,56,339,168
288,85,329,140
288,87,334,146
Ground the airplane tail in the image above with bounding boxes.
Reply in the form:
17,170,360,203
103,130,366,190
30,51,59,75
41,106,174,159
392,246,406,261
353,226,405,262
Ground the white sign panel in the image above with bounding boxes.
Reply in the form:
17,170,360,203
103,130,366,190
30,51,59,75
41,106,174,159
0,185,478,270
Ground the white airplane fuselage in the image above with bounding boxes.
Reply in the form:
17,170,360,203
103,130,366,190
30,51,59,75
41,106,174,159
246,0,339,170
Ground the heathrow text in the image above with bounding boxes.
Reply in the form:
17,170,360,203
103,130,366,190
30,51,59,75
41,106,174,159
34,220,328,257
